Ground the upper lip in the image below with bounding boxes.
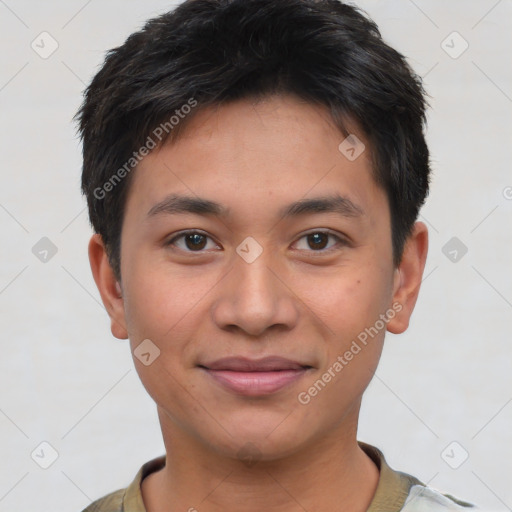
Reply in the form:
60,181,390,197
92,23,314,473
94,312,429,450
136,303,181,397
200,356,311,372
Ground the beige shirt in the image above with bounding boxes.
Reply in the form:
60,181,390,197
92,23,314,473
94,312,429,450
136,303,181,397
82,442,475,512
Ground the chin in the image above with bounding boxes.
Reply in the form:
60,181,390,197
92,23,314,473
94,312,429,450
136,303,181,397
200,412,314,463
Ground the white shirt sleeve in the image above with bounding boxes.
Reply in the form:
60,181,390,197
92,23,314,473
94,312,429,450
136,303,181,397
401,484,482,512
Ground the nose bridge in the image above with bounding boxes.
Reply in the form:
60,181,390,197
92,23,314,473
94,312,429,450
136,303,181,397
236,250,277,306
211,245,298,337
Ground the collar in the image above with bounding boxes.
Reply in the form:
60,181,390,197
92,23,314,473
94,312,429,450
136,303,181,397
121,442,422,511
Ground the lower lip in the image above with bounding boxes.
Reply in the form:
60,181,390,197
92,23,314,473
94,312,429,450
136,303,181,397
202,368,310,396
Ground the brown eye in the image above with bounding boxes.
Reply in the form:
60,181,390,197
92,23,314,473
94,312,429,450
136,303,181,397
307,232,329,250
294,231,344,252
167,231,219,252
184,233,207,250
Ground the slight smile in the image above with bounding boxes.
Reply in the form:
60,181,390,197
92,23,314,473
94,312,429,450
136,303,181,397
198,356,314,396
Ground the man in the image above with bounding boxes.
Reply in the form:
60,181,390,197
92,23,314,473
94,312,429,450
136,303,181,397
76,0,478,510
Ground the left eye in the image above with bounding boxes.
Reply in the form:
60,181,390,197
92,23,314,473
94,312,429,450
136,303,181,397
294,231,343,251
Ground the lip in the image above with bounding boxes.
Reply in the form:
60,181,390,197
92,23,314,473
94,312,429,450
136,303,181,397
199,356,312,396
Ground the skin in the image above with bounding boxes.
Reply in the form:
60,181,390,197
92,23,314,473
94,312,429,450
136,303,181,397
89,94,428,512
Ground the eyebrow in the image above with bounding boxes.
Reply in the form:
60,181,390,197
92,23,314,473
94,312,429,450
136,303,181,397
279,194,364,219
147,194,229,218
146,193,364,220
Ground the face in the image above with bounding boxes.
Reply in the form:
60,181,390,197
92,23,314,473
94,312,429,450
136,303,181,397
91,94,427,461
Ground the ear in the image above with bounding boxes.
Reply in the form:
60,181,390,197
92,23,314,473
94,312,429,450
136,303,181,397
387,222,428,334
88,234,128,339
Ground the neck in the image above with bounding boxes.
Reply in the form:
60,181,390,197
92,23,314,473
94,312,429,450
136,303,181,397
142,407,379,512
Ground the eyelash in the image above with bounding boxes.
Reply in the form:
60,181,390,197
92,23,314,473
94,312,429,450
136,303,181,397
165,229,348,254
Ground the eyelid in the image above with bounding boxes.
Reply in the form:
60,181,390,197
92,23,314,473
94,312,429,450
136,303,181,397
292,229,349,252
166,228,348,254
166,229,221,251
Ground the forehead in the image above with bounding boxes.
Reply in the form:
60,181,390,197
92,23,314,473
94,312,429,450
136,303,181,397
123,94,387,227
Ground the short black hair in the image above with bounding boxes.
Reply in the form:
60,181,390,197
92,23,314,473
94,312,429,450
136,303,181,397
76,0,430,281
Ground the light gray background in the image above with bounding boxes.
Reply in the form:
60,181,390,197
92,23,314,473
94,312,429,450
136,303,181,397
0,1,511,511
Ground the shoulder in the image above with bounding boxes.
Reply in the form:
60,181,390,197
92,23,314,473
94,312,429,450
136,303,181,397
359,442,479,512
81,488,125,512
80,455,165,512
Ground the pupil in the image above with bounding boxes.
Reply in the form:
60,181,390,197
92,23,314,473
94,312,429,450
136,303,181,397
308,233,327,250
186,233,206,250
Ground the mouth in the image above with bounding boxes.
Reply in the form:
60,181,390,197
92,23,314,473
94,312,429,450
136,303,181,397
198,356,313,396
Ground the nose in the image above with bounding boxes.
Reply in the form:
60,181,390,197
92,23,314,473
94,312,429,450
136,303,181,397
211,248,299,338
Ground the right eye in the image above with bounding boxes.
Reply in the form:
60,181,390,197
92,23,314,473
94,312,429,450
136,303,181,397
165,230,221,252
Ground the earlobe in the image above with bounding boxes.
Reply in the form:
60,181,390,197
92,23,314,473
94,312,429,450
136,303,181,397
387,222,428,335
88,234,128,339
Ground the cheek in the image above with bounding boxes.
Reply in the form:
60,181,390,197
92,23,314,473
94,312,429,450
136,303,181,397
305,270,391,338
122,258,204,340
298,275,390,420
122,268,198,411
122,259,224,384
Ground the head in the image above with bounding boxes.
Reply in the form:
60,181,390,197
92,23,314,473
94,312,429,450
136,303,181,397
78,0,429,462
